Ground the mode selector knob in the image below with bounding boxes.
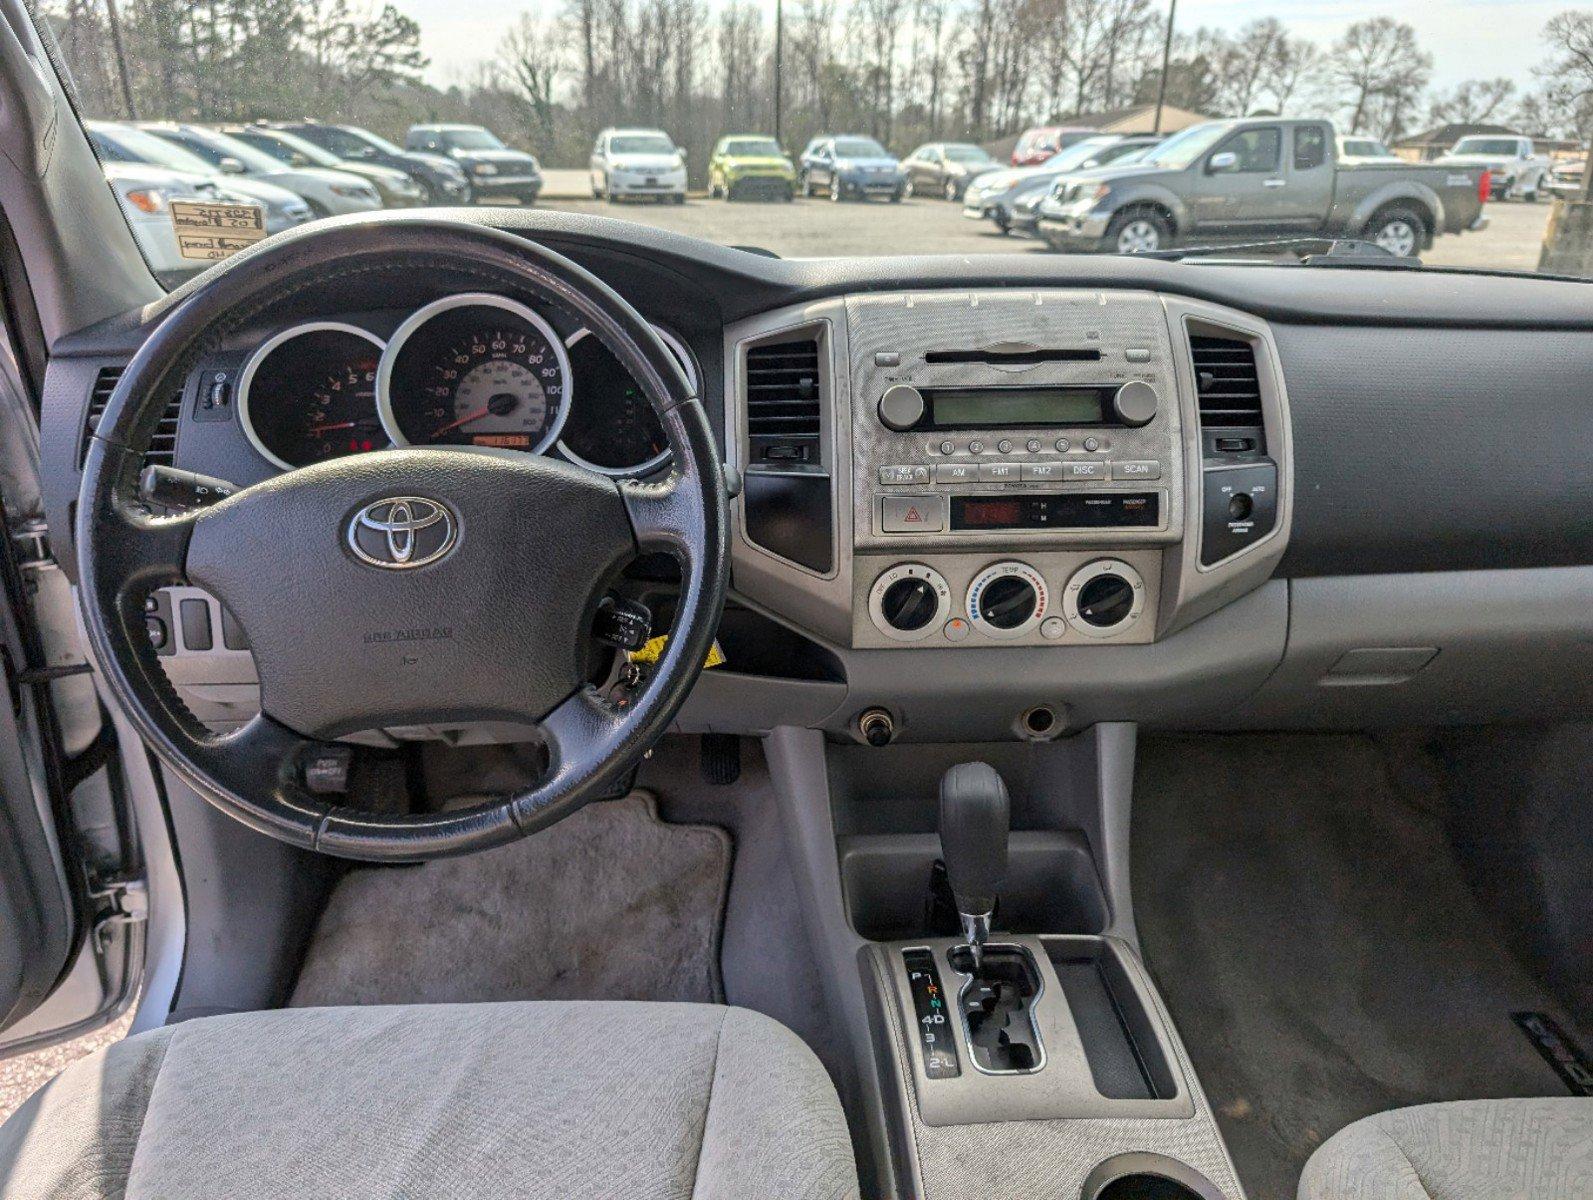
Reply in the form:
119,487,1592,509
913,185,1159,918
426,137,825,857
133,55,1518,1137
878,384,925,431
1111,381,1158,427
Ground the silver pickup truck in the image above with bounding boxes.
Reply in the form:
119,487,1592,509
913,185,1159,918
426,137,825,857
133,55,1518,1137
1036,117,1490,257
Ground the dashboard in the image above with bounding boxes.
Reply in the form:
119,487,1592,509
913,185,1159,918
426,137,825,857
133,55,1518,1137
37,211,1593,744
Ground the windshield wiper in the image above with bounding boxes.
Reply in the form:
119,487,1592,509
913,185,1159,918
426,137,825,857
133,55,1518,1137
1132,237,1421,268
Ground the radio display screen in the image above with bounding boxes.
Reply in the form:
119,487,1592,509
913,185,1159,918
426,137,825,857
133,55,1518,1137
925,386,1110,428
951,492,1161,530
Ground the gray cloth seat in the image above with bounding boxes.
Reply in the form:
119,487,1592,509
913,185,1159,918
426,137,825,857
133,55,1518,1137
0,1001,860,1199
1298,1098,1593,1200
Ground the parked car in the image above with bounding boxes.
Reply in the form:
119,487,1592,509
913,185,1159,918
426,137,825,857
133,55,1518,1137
902,142,1000,200
707,135,796,201
274,121,472,204
1010,124,1096,165
224,125,426,207
1542,158,1586,199
964,134,1162,233
405,124,543,204
1035,117,1489,257
1337,135,1402,164
799,136,905,201
590,128,687,203
100,163,252,287
1438,134,1552,201
85,121,313,233
1006,142,1165,238
138,123,381,217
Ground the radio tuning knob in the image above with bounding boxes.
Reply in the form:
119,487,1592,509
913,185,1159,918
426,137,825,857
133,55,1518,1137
1112,381,1158,427
878,384,925,431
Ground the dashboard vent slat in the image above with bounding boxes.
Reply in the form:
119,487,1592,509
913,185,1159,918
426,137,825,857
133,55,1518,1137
1189,335,1263,428
81,365,184,469
745,335,823,465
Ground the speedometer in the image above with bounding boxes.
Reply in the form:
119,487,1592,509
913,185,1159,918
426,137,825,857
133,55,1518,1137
378,294,571,453
238,322,386,470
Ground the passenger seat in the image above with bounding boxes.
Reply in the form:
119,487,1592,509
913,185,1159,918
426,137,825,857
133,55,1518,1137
1299,1098,1593,1199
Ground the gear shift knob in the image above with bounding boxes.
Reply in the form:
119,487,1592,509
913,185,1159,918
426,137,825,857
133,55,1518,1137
939,762,1010,969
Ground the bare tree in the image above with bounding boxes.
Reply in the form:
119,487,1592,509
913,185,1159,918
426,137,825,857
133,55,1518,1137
1428,77,1516,125
1328,17,1431,138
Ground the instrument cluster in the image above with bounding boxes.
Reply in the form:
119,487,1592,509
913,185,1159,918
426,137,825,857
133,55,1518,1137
236,294,697,478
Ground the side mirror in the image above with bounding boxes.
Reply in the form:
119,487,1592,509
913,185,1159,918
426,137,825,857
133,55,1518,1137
1081,158,1100,168
218,156,246,174
1207,150,1238,174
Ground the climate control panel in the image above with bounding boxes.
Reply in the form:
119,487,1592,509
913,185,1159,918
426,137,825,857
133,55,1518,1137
861,551,1157,648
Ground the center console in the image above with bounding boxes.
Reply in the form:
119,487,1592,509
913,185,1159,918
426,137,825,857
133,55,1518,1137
726,288,1291,670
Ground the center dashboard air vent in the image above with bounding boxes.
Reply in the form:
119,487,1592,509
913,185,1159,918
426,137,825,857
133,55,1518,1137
744,335,822,468
739,328,833,575
82,365,183,468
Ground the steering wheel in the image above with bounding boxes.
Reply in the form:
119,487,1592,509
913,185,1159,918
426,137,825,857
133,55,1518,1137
76,217,728,861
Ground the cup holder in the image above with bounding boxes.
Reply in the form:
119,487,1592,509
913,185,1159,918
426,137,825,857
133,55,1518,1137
1081,1153,1227,1200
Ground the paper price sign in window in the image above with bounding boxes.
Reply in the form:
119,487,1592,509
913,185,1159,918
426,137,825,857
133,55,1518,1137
170,200,267,262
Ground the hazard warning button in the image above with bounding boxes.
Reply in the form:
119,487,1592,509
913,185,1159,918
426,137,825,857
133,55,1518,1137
882,494,945,533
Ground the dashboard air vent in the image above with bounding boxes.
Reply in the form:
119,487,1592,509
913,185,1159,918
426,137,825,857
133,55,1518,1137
1190,335,1262,428
745,335,822,467
81,365,183,468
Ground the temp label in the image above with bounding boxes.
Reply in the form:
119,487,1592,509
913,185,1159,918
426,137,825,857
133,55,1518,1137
904,949,960,1079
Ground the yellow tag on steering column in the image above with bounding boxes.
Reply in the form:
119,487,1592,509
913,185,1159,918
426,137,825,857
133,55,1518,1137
629,636,725,670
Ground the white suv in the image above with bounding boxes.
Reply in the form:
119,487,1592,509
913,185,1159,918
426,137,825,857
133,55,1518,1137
590,128,687,204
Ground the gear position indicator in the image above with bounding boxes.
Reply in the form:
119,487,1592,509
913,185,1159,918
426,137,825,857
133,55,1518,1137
904,949,961,1079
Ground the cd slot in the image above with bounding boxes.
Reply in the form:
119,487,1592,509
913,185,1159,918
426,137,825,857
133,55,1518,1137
924,348,1101,365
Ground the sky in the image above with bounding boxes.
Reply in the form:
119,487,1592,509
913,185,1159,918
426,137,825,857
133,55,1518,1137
395,0,1560,97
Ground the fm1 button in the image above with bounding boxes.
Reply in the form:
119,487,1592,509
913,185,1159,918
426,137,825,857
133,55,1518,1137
882,494,945,532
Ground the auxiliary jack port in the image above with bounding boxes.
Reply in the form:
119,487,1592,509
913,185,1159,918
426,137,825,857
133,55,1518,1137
858,707,896,746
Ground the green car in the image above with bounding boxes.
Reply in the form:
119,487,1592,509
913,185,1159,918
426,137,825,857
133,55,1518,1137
707,135,796,201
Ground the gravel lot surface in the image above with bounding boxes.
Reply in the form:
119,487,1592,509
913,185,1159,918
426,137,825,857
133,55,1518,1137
536,168,1553,271
0,1010,135,1125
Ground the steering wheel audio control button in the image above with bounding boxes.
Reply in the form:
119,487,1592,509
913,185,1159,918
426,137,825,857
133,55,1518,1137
869,563,952,642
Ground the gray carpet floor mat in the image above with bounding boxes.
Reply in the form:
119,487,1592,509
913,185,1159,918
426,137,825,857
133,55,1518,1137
1132,733,1586,1200
290,792,730,1008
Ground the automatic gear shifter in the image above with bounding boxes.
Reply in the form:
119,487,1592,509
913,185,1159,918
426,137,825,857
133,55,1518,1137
938,762,1010,972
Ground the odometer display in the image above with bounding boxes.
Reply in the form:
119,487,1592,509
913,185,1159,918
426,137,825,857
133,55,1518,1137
379,294,571,454
239,323,387,470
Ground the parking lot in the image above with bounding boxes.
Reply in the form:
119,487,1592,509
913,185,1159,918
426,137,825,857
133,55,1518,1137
536,169,1552,269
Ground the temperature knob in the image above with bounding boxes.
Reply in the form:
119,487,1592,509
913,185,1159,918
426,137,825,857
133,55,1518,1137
878,384,926,431
965,562,1048,639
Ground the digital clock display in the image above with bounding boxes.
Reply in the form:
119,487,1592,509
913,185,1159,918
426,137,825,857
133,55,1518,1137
951,492,1161,530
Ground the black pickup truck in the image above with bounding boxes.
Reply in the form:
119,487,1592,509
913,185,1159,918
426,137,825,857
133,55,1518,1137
1036,117,1490,257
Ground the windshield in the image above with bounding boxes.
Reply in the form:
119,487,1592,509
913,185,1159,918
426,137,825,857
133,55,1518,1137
1452,138,1521,156
48,1,1592,283
610,135,675,155
723,138,783,157
833,138,889,158
238,129,342,168
444,129,506,150
87,123,214,174
1139,124,1232,169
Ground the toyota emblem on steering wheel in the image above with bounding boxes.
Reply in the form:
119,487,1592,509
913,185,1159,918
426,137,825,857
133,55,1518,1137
347,496,457,569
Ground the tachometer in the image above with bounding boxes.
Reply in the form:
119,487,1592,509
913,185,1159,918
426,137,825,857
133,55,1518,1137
378,294,571,453
558,326,696,477
238,323,386,470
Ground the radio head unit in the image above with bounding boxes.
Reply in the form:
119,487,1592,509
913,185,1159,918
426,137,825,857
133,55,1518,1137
879,381,1159,432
